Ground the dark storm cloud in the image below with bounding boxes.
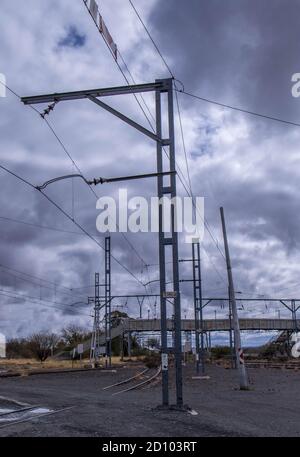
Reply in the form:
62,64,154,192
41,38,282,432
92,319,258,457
1,0,300,339
150,0,300,121
146,0,300,297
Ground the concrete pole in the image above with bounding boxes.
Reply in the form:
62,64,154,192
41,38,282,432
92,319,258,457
220,207,249,390
228,286,236,369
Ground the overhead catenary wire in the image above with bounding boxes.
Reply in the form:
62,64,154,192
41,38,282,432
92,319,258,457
0,266,87,301
2,12,291,319
82,0,155,132
43,111,155,295
1,39,228,294
0,260,83,293
0,161,146,288
0,288,90,317
0,80,154,291
174,88,193,196
0,214,91,236
125,1,227,268
128,0,175,78
126,1,300,296
0,80,151,279
1,52,226,287
80,3,227,283
80,1,166,308
123,6,300,129
177,89,300,129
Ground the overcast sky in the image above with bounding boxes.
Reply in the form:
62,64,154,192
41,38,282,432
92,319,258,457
1,0,300,344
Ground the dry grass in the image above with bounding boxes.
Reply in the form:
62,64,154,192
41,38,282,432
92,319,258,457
0,356,140,374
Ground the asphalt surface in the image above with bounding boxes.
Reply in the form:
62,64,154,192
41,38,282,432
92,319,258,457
0,363,299,437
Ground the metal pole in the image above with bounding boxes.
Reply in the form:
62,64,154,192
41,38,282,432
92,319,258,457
192,242,205,374
90,273,100,367
120,332,124,360
197,243,205,375
167,80,183,407
105,236,111,368
127,332,131,357
137,297,144,319
220,207,249,390
192,242,200,373
228,286,236,369
292,300,298,331
156,83,169,407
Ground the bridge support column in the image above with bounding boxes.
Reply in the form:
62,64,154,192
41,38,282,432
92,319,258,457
127,332,131,358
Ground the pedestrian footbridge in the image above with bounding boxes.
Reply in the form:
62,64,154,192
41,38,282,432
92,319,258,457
123,318,299,332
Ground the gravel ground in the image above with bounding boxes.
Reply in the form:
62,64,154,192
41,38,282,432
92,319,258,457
0,363,299,437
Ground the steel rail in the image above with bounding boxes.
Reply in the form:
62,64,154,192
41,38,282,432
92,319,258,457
103,368,149,390
112,366,161,396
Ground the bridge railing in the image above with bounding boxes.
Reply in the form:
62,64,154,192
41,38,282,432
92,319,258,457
123,318,300,332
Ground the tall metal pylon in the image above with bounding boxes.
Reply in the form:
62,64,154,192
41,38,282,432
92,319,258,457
192,241,205,374
21,78,184,408
90,272,101,367
156,78,183,408
105,236,112,368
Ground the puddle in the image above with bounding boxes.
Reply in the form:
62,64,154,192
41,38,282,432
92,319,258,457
0,408,13,414
188,409,199,416
0,405,52,422
31,408,51,415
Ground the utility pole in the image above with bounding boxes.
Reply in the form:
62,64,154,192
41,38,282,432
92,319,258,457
90,272,101,367
220,207,249,390
228,286,236,369
105,236,111,368
21,78,183,408
192,241,205,374
156,79,183,408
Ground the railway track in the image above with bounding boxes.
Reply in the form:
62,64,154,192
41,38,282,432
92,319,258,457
0,405,75,429
246,360,300,370
0,405,40,418
103,366,161,396
103,367,149,390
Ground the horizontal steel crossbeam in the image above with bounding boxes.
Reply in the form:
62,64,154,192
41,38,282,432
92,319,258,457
21,81,167,105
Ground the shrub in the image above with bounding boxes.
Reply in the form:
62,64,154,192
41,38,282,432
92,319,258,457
143,353,161,369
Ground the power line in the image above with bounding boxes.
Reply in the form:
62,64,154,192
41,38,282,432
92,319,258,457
178,89,300,129
0,288,90,317
0,266,86,300
44,116,150,272
0,262,78,293
0,214,88,236
124,2,227,269
0,79,151,278
82,2,223,266
81,0,180,304
1,48,227,288
125,0,300,299
0,80,155,290
174,89,193,196
0,161,145,288
82,0,155,132
128,0,174,78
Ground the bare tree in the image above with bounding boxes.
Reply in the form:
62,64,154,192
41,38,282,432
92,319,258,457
27,332,59,362
61,325,90,348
